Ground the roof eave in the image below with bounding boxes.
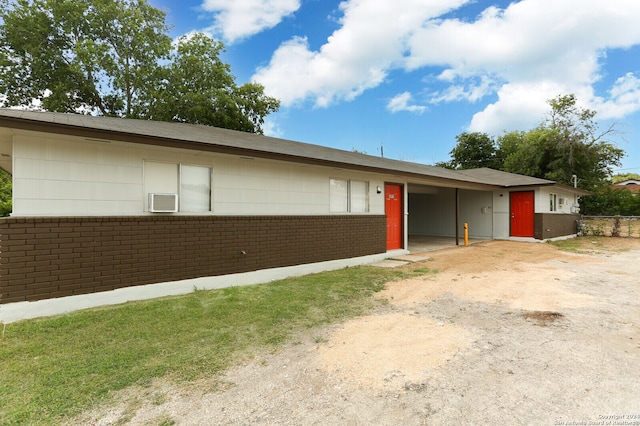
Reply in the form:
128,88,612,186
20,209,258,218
0,114,499,188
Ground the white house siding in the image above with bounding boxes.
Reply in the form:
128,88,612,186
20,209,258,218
458,189,493,239
211,157,385,215
12,134,144,216
10,130,387,217
535,187,579,214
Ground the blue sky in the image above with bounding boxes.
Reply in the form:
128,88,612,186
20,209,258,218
150,0,640,174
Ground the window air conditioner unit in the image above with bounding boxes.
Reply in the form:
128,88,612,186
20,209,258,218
148,193,178,213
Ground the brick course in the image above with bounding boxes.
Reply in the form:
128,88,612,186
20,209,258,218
534,213,580,240
0,215,387,304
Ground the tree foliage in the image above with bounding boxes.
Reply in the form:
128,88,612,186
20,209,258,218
580,188,640,216
0,0,171,116
0,0,279,133
501,94,623,190
440,94,624,191
612,173,640,184
0,169,11,216
144,34,279,133
436,132,502,170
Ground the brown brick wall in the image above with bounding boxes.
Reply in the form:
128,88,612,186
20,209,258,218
0,215,387,304
534,213,580,240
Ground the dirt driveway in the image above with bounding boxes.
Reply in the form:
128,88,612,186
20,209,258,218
83,239,640,425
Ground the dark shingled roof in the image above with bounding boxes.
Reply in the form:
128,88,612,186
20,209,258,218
0,109,586,193
457,168,591,195
456,167,554,186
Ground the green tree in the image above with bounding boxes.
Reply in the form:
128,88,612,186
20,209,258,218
0,0,171,116
144,34,279,133
437,132,502,170
538,94,623,190
0,0,279,133
498,128,552,178
442,94,623,190
0,169,12,217
612,173,640,183
580,188,640,216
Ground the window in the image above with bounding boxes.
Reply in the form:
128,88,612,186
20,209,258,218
330,179,349,212
330,179,369,213
550,193,557,212
350,180,369,212
180,165,211,212
144,161,212,212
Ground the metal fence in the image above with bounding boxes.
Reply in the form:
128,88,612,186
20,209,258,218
578,216,640,238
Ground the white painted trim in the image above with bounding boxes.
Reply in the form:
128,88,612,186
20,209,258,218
503,234,578,243
0,251,404,323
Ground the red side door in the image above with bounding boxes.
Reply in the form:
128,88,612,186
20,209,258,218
510,191,535,237
385,184,403,250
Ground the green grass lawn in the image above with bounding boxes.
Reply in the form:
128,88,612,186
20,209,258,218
549,237,598,253
549,235,632,253
0,266,417,425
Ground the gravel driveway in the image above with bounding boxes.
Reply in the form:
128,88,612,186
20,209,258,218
81,238,640,426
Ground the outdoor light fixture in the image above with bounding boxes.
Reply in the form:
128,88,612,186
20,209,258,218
376,186,382,194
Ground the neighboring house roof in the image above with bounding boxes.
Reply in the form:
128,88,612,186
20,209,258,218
611,180,640,194
0,109,586,193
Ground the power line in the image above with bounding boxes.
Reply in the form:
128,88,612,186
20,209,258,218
612,166,640,172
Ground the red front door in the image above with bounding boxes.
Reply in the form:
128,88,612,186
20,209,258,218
510,191,535,237
385,184,403,250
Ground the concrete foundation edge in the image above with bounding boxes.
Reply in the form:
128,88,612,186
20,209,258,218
0,250,407,323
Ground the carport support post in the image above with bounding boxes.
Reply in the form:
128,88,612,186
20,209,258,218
455,188,460,246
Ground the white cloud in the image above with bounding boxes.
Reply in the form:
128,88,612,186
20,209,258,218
253,0,469,107
261,116,284,138
429,75,498,104
468,81,565,134
201,0,300,43
593,73,640,119
407,0,640,131
387,92,427,114
253,0,640,131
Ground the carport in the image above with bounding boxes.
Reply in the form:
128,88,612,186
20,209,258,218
406,182,495,251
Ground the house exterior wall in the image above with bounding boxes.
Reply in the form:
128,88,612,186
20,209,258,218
3,130,394,303
492,188,581,239
458,189,493,239
0,215,386,304
535,213,580,240
12,134,144,215
534,188,581,239
10,132,386,217
535,187,579,214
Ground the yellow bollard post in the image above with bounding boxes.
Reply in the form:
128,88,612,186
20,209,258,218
464,222,469,247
